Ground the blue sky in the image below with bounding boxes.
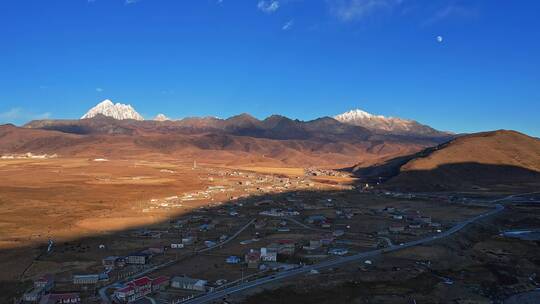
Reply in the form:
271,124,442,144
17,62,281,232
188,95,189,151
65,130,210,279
0,0,539,136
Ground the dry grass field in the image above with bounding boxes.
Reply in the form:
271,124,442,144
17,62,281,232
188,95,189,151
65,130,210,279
0,152,536,304
0,157,213,251
0,155,348,283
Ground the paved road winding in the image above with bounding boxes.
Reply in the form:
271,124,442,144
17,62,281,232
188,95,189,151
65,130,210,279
102,192,519,304
181,202,506,304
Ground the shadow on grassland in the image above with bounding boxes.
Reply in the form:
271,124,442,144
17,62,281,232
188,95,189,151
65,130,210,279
352,158,540,192
0,187,355,303
1,162,539,303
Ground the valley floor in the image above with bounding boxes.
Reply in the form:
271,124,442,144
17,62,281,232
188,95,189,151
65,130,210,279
0,156,538,304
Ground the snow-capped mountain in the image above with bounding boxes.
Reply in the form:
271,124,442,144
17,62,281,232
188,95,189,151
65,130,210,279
81,99,144,121
153,114,171,121
334,109,448,137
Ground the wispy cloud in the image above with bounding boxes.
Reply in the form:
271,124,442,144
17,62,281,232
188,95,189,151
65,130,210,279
424,3,476,25
160,89,175,95
96,87,104,92
0,108,52,124
0,108,23,121
328,0,403,22
257,1,280,14
282,19,294,30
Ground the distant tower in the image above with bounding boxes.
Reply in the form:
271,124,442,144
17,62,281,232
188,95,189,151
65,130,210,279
193,160,197,169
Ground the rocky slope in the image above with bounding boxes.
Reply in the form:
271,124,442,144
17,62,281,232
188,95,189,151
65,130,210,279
335,109,450,137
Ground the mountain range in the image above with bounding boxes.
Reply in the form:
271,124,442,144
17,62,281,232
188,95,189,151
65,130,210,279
0,99,453,167
26,100,455,144
334,109,450,137
1,99,539,189
76,99,451,138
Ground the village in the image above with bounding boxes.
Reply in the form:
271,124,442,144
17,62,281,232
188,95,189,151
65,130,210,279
0,152,58,160
17,164,490,304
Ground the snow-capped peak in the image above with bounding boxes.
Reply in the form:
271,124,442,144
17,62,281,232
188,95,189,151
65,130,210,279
335,109,391,121
81,99,144,121
153,114,171,121
335,108,443,136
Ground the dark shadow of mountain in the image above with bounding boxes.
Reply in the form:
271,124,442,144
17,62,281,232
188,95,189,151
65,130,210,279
0,187,360,303
340,145,440,183
0,162,539,303
384,162,540,192
355,160,540,192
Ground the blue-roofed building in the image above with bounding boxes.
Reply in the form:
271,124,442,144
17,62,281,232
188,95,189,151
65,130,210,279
226,256,241,264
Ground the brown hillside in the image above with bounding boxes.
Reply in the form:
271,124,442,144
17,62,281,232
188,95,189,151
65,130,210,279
1,123,427,168
354,130,540,191
9,115,453,168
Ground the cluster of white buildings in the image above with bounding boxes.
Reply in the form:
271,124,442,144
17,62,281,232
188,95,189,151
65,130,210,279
259,208,300,217
1,153,57,159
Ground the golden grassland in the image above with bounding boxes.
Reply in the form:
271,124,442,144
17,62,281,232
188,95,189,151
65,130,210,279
0,156,349,283
0,157,208,249
0,157,342,251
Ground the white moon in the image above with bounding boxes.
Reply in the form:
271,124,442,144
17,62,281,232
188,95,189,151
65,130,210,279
437,35,443,43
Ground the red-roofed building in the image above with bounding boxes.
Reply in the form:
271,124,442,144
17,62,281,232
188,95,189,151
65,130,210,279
132,277,151,287
114,276,169,303
132,277,152,297
114,286,136,303
23,274,55,302
245,250,261,269
277,239,294,244
151,276,169,291
34,274,55,290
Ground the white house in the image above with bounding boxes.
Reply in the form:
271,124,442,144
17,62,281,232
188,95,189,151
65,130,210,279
171,277,207,291
260,247,278,262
